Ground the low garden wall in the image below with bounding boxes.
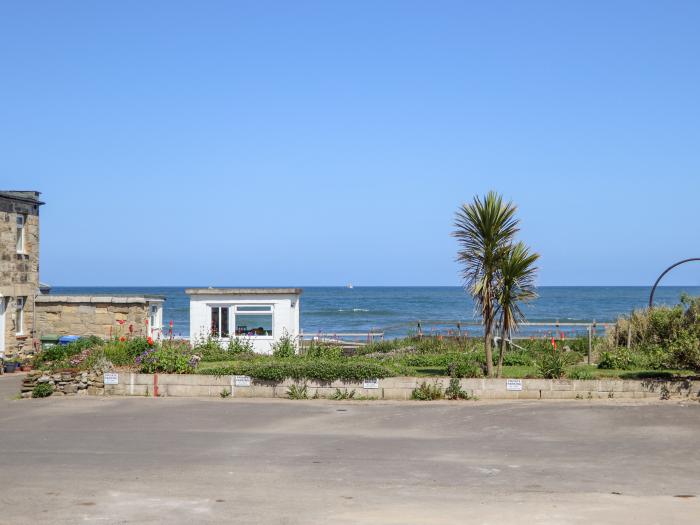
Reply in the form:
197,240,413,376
21,369,106,398
100,373,700,400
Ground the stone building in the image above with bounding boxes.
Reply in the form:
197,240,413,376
0,191,44,359
1,190,165,364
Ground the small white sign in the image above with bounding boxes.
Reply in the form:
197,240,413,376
234,375,251,387
506,379,523,391
363,378,379,389
103,373,119,385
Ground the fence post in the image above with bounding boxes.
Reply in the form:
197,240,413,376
417,320,422,339
457,321,462,340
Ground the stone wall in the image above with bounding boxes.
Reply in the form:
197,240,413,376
0,192,42,359
35,296,156,339
21,369,107,398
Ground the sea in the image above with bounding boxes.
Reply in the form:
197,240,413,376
51,286,700,339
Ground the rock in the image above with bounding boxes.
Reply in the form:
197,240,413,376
63,384,78,394
37,376,51,383
77,383,87,389
21,392,31,398
77,389,87,396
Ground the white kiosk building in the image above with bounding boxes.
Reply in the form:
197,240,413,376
186,288,302,354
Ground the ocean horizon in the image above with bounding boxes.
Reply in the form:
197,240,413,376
50,286,700,339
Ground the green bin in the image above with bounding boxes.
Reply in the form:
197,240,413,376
40,334,60,350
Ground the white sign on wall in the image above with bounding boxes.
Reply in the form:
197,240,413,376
104,373,119,385
234,375,251,387
506,379,523,391
363,378,380,389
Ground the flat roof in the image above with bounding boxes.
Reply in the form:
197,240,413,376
185,288,303,296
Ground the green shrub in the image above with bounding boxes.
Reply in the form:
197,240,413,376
137,340,195,374
447,357,484,378
445,378,471,400
32,382,54,398
304,342,342,360
272,331,297,357
537,351,577,379
201,359,391,382
567,366,594,380
330,388,356,400
499,349,535,367
101,337,152,366
411,381,444,400
37,336,103,364
287,383,308,399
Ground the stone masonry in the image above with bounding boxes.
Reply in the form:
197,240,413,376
35,296,161,339
0,191,43,359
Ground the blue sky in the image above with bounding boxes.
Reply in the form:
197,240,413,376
2,1,699,286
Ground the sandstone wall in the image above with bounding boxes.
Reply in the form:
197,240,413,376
0,194,41,358
35,296,152,339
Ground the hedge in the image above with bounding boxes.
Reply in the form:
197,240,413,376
199,359,392,382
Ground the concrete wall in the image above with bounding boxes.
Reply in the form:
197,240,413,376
35,296,163,339
0,193,42,358
104,374,700,400
188,292,300,354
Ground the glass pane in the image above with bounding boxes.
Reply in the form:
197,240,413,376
235,314,273,336
221,307,229,337
211,307,220,337
236,305,272,312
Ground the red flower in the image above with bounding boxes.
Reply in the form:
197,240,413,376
129,324,134,333
117,320,126,325
147,337,154,346
145,319,149,326
119,336,126,342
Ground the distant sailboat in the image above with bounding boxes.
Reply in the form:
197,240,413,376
347,283,353,289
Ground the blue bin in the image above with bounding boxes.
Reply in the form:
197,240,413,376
58,335,80,345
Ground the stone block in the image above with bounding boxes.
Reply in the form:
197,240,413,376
551,379,573,391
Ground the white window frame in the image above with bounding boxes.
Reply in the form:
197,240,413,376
233,304,274,339
15,296,25,335
16,215,26,254
209,305,231,339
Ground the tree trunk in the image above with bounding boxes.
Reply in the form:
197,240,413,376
497,330,507,378
484,312,494,377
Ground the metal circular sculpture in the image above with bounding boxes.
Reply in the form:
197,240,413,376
649,258,700,307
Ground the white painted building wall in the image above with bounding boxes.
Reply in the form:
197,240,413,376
186,288,302,354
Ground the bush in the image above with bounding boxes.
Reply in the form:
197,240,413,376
194,335,255,361
201,359,391,382
137,340,195,374
272,331,297,358
411,381,444,400
37,336,103,364
287,383,308,399
102,337,152,366
537,351,577,379
447,356,484,378
32,382,54,398
304,342,342,360
445,378,471,399
330,388,356,400
567,366,594,380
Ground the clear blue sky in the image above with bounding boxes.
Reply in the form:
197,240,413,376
2,1,699,286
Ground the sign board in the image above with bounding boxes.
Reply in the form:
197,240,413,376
103,373,119,385
363,378,379,389
506,379,523,391
234,375,251,387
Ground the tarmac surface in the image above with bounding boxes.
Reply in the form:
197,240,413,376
1,372,699,524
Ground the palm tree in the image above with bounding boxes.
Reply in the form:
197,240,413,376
495,242,539,378
453,191,519,377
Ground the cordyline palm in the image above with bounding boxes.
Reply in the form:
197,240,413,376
495,242,539,378
453,191,519,377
